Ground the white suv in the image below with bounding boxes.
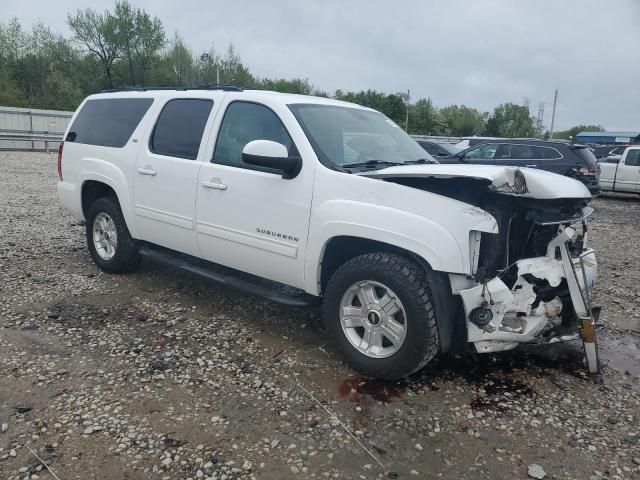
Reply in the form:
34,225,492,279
57,87,600,379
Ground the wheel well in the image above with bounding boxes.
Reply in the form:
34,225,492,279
320,236,429,293
81,181,118,219
319,235,462,354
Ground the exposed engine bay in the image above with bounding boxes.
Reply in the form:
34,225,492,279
368,168,600,372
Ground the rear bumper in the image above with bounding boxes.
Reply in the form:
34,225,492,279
578,175,601,195
57,181,83,219
457,227,597,353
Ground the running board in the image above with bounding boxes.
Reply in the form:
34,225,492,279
139,246,320,307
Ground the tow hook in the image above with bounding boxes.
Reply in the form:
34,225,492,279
470,302,493,328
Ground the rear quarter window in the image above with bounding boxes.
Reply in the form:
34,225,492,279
67,98,154,147
536,146,562,159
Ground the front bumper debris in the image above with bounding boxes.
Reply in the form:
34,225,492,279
459,226,600,373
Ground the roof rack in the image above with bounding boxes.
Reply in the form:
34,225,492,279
100,84,244,93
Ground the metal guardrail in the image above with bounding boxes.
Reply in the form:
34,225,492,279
0,132,63,153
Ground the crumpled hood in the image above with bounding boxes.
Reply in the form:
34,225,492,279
358,164,592,200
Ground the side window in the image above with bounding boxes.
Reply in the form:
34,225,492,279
465,143,497,160
536,146,562,159
213,102,295,168
626,150,640,166
67,98,153,147
508,145,538,160
150,99,213,160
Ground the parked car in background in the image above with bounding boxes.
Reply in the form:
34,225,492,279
599,146,640,193
455,136,503,149
439,139,601,195
416,140,463,158
592,145,628,160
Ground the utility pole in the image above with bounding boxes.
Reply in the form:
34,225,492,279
549,89,558,139
405,89,410,132
216,65,220,84
536,102,544,139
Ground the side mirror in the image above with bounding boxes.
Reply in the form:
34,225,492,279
242,140,302,179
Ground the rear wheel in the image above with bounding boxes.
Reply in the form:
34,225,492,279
85,197,141,273
324,253,440,380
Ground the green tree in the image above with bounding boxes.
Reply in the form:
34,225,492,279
113,1,165,86
439,104,486,136
334,89,406,125
408,98,443,135
259,78,312,95
485,103,535,137
167,33,195,86
0,75,27,107
68,7,120,88
219,44,255,86
197,48,219,84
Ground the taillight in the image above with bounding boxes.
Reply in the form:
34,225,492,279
57,141,64,181
574,166,597,176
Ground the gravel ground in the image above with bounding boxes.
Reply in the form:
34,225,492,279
1,152,640,480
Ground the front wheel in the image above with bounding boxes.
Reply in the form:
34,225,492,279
85,197,141,273
323,253,440,380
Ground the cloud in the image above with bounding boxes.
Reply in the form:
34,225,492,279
2,0,638,130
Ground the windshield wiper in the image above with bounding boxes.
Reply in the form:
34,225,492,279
403,158,438,165
341,160,404,169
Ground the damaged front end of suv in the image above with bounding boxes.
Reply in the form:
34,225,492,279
365,165,600,373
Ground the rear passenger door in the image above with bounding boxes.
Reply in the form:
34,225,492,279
133,97,217,256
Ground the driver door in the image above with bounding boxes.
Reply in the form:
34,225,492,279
195,100,314,289
616,149,640,192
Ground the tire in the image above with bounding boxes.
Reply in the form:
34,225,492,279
324,253,440,380
85,196,141,273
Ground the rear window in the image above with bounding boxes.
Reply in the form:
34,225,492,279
150,99,213,160
570,146,598,165
67,98,153,147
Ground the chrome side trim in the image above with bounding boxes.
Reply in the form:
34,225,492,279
135,205,194,230
196,221,298,258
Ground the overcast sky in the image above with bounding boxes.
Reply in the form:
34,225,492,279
3,0,639,131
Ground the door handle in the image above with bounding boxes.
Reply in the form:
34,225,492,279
202,179,227,190
137,166,157,176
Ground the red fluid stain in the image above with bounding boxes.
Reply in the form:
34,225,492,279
339,376,407,428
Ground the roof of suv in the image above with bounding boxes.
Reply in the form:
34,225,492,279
87,88,371,111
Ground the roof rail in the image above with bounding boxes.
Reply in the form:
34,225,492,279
100,84,244,93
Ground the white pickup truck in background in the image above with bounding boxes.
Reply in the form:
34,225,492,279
599,146,640,193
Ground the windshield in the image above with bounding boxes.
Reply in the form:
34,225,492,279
288,103,434,168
